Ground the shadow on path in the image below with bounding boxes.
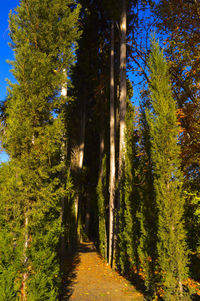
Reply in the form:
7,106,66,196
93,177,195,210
60,243,199,300
60,242,144,301
60,250,80,300
78,242,96,254
60,243,96,300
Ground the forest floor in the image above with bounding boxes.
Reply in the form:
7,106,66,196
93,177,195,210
61,242,144,301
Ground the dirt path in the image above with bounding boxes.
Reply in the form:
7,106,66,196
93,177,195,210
61,242,144,301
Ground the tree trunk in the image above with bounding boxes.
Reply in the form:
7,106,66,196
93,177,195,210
76,94,86,241
99,107,107,259
118,0,127,206
85,199,90,235
78,98,86,171
113,0,127,261
108,19,115,266
60,69,67,256
21,209,28,301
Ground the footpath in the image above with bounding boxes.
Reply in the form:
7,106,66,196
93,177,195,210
61,242,144,301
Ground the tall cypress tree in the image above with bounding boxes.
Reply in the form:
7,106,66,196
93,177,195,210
137,101,157,299
0,0,80,299
116,96,138,274
146,38,189,300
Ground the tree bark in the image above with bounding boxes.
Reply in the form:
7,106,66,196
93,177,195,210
75,93,86,241
118,0,127,205
108,19,115,266
78,98,86,171
21,209,28,301
119,0,127,170
60,69,67,256
99,101,107,259
113,0,127,260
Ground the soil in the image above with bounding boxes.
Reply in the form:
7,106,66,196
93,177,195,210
61,242,144,301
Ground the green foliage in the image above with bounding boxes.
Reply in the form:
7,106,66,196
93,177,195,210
0,230,21,300
97,155,107,259
146,37,189,300
116,100,140,274
184,188,200,282
64,169,77,249
0,0,81,299
0,1,198,299
137,106,157,299
117,163,133,274
184,190,200,252
27,186,63,300
0,162,24,300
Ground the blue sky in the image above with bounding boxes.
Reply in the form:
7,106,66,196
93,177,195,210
0,1,19,101
0,1,19,163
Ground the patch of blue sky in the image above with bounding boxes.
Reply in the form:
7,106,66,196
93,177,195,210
0,151,9,163
0,1,19,102
0,2,19,163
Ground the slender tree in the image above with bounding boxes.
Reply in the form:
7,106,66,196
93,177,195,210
0,0,80,299
118,0,127,187
146,37,189,300
154,0,200,268
108,19,115,266
137,102,157,299
116,94,138,275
